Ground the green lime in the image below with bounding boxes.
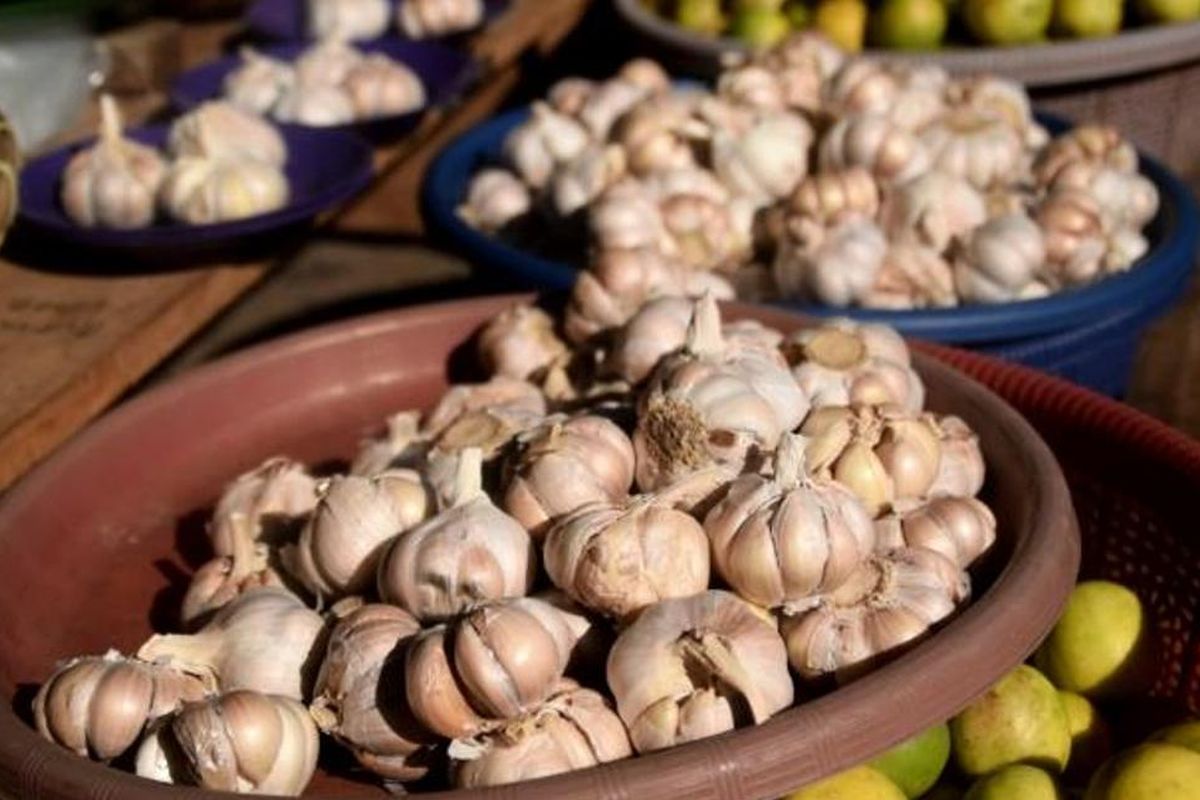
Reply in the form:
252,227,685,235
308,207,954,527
869,723,951,798
1035,581,1149,697
728,8,793,45
871,0,949,49
785,765,907,800
966,765,1063,799
963,0,1052,44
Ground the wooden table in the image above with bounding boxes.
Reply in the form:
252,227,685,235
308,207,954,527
0,0,590,491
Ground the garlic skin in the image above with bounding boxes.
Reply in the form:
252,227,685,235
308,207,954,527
503,102,590,190
786,167,880,226
423,375,547,438
606,590,793,753
783,319,924,412
136,690,319,795
181,512,283,630
953,213,1049,304
477,304,568,380
1036,187,1108,286
458,168,531,233
310,604,437,782
159,156,289,225
711,111,812,204
928,414,986,499
397,0,485,39
633,295,808,490
223,49,295,116
659,192,747,271
273,81,356,126
285,469,433,600
167,101,287,168
823,59,898,118
308,0,390,40
209,457,319,556
551,143,627,217
611,92,706,176
888,65,948,131
718,64,786,112
864,243,957,310
781,547,969,679
704,434,876,609
775,217,888,306
138,586,326,701
405,596,576,738
819,113,931,186
921,109,1024,191
875,496,996,570
1033,124,1138,190
377,448,534,622
504,414,635,537
61,95,165,229
450,685,632,788
32,651,207,762
542,495,710,620
882,170,987,253
342,54,426,119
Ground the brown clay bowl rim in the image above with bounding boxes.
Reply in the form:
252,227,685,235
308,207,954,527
0,295,1080,800
615,0,1200,86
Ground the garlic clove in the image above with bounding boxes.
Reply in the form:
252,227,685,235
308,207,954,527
350,410,427,476
397,0,485,39
342,54,426,120
180,540,282,630
784,320,924,412
476,304,568,381
928,414,985,499
876,496,996,569
308,0,391,40
224,48,294,116
210,456,319,557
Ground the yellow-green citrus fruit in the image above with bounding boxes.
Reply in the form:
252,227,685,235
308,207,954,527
734,0,786,10
869,723,951,798
1053,0,1122,37
675,0,726,34
813,0,869,51
965,765,1063,800
1059,691,1113,786
784,0,810,28
1135,0,1200,23
1035,581,1148,697
870,0,949,49
785,765,907,800
951,665,1072,776
1151,721,1200,754
1085,743,1200,800
729,8,793,45
963,0,1052,44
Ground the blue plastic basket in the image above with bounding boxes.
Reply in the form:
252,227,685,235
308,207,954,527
423,107,1199,395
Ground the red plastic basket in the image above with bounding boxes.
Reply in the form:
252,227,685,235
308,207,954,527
926,344,1200,719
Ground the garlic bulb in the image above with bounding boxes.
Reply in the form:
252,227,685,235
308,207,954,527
423,375,546,438
477,304,568,380
352,411,428,477
823,59,898,117
875,496,996,570
781,547,969,679
819,113,930,185
504,414,635,537
285,469,433,600
589,180,669,253
61,95,165,229
542,494,710,620
783,319,924,412
953,213,1049,304
787,167,879,225
775,217,887,306
659,193,747,271
377,448,534,621
548,76,596,117
167,101,287,168
397,0,485,39
611,92,707,176
136,690,319,795
138,586,326,701
711,111,812,204
863,243,957,310
921,109,1024,191
551,143,626,217
458,168,531,232
1105,228,1150,273
273,81,356,126
209,456,319,556
1062,167,1159,232
718,64,786,112
704,434,876,609
32,651,206,762
1033,124,1138,190
503,102,590,190
882,170,987,252
607,590,793,753
293,39,364,87
800,405,944,516
576,77,653,141
607,295,695,385
946,75,1041,148
888,65,948,131
928,414,985,499
633,294,808,490
1036,187,1107,286
342,54,426,119
450,685,632,788
758,32,843,111
308,0,390,40
404,596,576,738
159,156,289,225
223,48,294,116
310,604,438,781
182,513,283,630
644,166,733,206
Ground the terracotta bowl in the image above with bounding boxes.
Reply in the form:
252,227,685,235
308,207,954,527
0,296,1079,800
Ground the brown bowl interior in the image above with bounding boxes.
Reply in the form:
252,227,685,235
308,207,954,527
0,295,1079,800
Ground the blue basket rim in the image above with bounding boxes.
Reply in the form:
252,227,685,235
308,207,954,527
424,106,1200,345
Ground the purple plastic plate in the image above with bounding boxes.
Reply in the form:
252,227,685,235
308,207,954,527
246,0,508,42
171,39,477,142
17,124,373,253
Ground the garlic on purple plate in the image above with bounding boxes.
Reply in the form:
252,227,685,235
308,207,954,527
136,690,319,795
293,38,364,87
61,95,165,229
875,496,996,570
704,434,876,610
309,603,439,782
307,0,390,41
783,318,924,412
404,596,577,738
607,590,793,753
504,414,635,537
449,684,632,788
138,586,326,701
953,213,1049,304
342,54,426,119
166,101,287,168
223,48,295,116
476,303,568,381
458,168,531,233
397,0,485,39
273,81,357,126
633,294,808,490
780,547,969,679
32,651,207,762
159,155,289,225
377,448,534,621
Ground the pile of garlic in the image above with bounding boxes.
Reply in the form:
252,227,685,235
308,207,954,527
223,40,426,127
307,0,486,42
32,294,999,794
61,98,290,229
459,34,1159,319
